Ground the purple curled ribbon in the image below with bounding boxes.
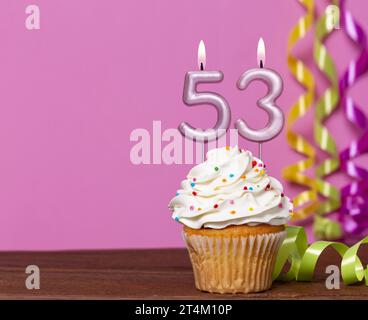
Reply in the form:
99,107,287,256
338,0,368,241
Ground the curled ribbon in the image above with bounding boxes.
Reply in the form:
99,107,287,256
273,226,368,286
283,0,319,221
313,2,341,239
338,0,368,240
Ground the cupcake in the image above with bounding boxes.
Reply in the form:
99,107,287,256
168,146,292,294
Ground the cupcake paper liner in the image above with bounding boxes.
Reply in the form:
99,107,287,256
183,230,286,294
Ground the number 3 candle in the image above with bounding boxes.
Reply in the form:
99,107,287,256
235,38,284,159
179,41,231,143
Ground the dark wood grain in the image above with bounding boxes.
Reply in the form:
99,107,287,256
0,247,366,299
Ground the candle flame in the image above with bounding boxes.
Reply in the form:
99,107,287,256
198,40,206,70
257,37,265,68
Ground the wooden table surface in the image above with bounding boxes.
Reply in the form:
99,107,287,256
0,248,367,300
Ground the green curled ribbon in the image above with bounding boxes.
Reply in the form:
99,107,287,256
273,226,368,286
313,1,341,239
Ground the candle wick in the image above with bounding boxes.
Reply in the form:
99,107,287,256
200,62,204,71
260,60,264,68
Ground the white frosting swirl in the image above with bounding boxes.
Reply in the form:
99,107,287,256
168,146,292,229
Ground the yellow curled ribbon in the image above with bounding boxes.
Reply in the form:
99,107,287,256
273,226,368,286
283,0,319,221
313,1,341,238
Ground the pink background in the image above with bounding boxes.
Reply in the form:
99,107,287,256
0,0,367,250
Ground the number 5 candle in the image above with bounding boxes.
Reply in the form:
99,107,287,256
179,41,231,143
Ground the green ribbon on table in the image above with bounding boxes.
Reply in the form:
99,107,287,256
273,226,368,286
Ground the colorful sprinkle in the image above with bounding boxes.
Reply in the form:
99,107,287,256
278,203,283,208
281,193,285,197
243,186,248,190
226,146,230,151
258,163,263,167
193,178,197,182
255,168,259,173
190,182,196,187
189,205,194,211
214,166,219,171
249,187,253,191
229,173,234,178
230,210,236,214
222,178,227,183
260,169,265,175
192,191,197,196
214,204,218,209
241,175,247,179
176,192,180,196
230,200,234,205
248,207,254,211
174,216,179,221
252,160,257,168
198,207,202,211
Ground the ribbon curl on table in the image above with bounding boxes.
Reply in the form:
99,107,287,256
273,226,368,286
312,2,341,239
337,0,368,240
283,0,319,221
